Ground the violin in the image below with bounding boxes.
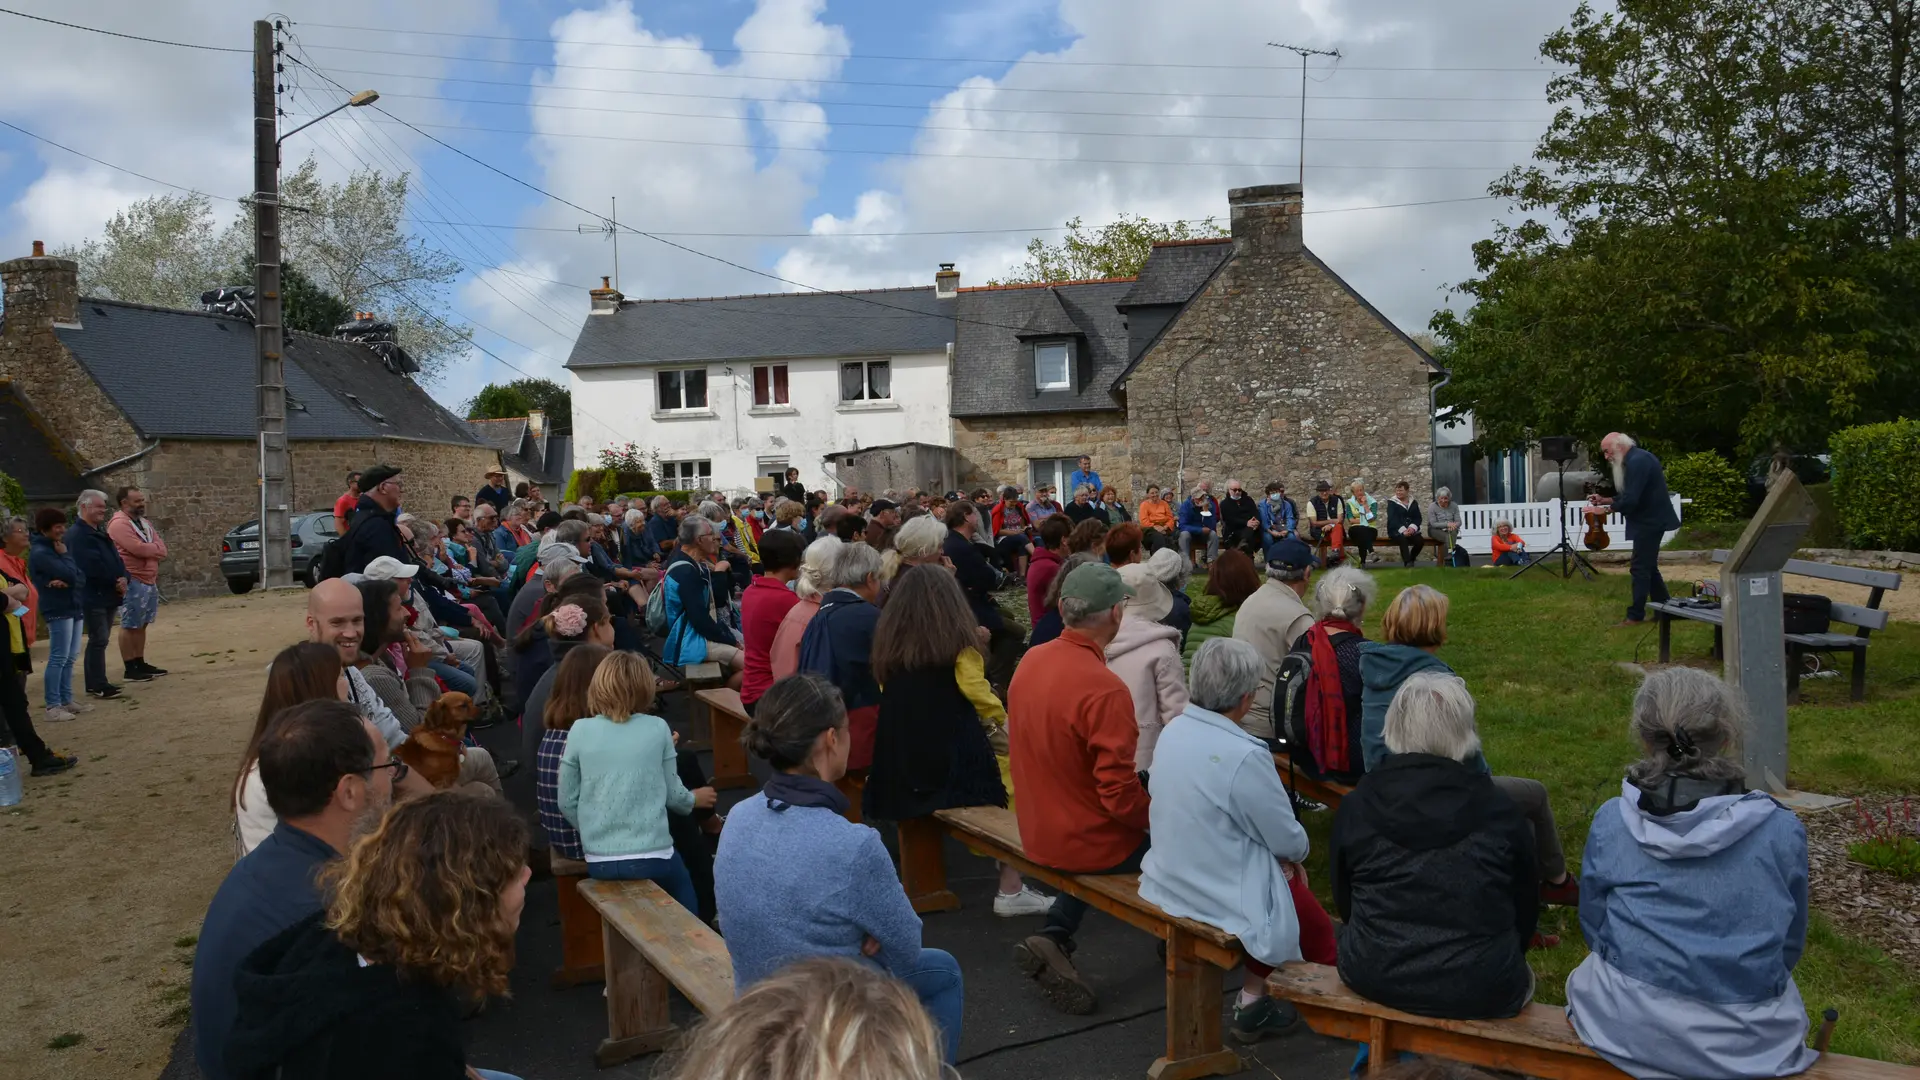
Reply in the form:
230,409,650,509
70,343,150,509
1581,488,1612,551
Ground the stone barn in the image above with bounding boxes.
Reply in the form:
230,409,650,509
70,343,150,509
0,246,497,598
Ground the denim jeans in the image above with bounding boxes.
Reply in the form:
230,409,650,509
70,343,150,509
1041,838,1150,945
82,606,115,692
43,617,81,707
586,851,699,912
898,947,965,1063
428,659,478,697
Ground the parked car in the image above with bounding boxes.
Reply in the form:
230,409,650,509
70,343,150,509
219,512,339,593
1745,453,1830,505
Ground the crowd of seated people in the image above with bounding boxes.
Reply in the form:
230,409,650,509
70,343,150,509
179,460,1829,1080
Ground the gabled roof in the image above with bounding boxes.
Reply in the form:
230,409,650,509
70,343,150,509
464,417,529,454
51,299,480,445
565,287,956,368
0,379,84,501
1117,239,1232,308
1017,289,1083,338
507,432,572,486
950,278,1136,417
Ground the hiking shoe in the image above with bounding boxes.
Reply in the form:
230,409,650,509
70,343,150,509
32,753,80,777
1015,935,1095,1015
1529,931,1562,950
993,886,1054,918
43,706,76,723
122,666,154,682
1230,995,1302,1043
88,685,123,700
1540,874,1581,907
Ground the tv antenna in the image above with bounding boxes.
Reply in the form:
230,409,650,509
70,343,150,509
1267,42,1343,186
578,196,621,292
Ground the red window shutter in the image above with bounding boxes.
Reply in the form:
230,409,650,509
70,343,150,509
773,365,789,404
753,366,770,406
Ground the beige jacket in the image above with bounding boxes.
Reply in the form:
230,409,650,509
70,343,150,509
1232,579,1317,740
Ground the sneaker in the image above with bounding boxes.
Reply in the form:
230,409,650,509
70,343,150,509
137,660,169,677
88,685,123,700
122,666,155,682
42,706,76,723
993,885,1054,918
1230,995,1302,1043
66,700,95,713
1014,935,1096,1015
1539,874,1581,907
32,753,80,777
1529,931,1562,950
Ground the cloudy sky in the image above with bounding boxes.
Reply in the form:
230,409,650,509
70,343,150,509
0,0,1577,409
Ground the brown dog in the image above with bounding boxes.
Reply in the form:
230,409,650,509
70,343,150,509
396,691,476,790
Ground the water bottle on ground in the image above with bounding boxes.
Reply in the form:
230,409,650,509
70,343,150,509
0,747,21,808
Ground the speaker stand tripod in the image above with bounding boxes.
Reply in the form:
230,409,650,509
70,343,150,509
1510,458,1597,582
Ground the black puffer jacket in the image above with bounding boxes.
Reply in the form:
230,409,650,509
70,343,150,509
1329,753,1537,1019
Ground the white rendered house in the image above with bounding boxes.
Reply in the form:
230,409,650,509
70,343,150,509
565,271,958,495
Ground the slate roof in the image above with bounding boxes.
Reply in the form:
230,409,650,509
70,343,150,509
507,432,572,486
465,417,529,453
949,279,1136,417
51,299,480,445
0,379,84,501
565,287,956,368
1117,239,1233,308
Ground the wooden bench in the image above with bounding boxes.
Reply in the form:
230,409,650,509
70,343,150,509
692,687,754,790
1267,962,1917,1079
1272,750,1355,810
1653,552,1901,701
934,805,1244,1080
550,856,603,989
578,878,734,1068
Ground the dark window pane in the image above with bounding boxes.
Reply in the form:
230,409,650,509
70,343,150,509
868,360,891,400
685,369,708,409
753,365,770,406
773,364,789,404
657,370,681,409
841,362,863,401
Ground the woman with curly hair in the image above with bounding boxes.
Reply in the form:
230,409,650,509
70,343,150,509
225,791,531,1080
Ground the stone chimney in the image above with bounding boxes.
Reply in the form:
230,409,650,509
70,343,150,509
1227,183,1304,258
589,276,624,315
1,240,81,333
527,409,546,438
934,263,960,299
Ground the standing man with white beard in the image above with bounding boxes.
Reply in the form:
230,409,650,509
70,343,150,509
1589,433,1681,626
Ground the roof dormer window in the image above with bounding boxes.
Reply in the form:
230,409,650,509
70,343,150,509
1034,341,1071,392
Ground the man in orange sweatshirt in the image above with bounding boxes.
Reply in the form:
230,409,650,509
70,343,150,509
1007,563,1151,1015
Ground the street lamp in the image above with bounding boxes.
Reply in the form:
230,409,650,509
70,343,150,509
278,89,380,146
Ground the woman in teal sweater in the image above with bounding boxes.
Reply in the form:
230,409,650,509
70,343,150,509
560,651,717,910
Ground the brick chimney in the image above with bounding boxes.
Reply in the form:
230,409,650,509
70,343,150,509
934,263,960,299
1227,183,1304,258
527,409,546,438
1,240,81,333
589,276,623,315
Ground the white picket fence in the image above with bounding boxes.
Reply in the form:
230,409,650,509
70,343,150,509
1452,495,1685,556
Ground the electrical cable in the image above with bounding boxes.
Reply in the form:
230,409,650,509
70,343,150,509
0,5,248,52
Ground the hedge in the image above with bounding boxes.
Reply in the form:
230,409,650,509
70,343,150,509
0,468,24,516
562,468,656,504
1663,451,1745,525
1829,418,1920,552
617,490,697,505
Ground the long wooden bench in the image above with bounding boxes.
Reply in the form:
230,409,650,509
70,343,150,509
578,878,734,1068
934,805,1244,1080
1653,552,1901,701
1272,750,1354,810
1268,963,1917,1079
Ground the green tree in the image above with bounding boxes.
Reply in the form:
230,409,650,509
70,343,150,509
990,214,1227,285
465,378,572,430
1433,0,1920,458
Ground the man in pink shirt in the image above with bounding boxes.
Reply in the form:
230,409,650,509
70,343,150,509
106,486,169,681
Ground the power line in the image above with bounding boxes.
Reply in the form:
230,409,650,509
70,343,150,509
0,5,248,52
292,20,1568,73
0,117,239,201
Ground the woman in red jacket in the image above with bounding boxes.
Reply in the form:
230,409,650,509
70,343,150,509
1489,521,1528,567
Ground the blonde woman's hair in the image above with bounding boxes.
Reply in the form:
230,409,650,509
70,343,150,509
776,499,806,526
586,650,657,721
666,957,945,1080
1381,584,1449,648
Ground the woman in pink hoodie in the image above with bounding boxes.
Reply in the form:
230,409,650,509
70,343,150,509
1105,544,1190,773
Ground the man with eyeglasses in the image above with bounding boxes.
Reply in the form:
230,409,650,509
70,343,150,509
190,700,401,1080
339,463,410,576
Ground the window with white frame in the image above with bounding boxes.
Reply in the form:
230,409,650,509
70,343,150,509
839,359,892,402
1034,341,1071,391
752,364,790,407
660,460,712,489
1030,457,1078,495
656,368,709,411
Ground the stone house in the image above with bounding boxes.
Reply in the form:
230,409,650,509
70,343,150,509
951,183,1436,501
0,245,495,598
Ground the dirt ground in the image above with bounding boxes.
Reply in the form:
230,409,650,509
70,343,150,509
0,589,306,1080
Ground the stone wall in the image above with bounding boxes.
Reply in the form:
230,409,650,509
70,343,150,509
0,256,147,467
1123,235,1432,502
951,412,1133,497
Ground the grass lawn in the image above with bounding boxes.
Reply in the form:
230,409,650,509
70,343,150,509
1263,565,1920,1064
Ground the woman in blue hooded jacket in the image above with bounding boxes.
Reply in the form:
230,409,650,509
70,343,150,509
1567,667,1817,1080
27,508,85,719
1358,585,1580,921
662,515,744,690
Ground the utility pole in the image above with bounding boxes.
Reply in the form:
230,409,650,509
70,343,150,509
253,18,293,590
1268,42,1342,187
577,196,621,292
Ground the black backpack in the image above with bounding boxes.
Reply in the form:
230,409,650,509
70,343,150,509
1449,544,1473,568
315,535,348,582
1271,640,1315,767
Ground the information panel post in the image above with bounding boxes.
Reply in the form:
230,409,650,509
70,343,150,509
1718,472,1816,794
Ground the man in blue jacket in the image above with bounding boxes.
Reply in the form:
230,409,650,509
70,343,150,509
1067,455,1103,501
1591,433,1681,626
68,489,127,700
1177,486,1221,568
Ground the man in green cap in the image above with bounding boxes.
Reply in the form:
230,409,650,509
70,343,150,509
1005,562,1153,1015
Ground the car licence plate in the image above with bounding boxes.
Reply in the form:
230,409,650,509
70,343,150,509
240,540,260,550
